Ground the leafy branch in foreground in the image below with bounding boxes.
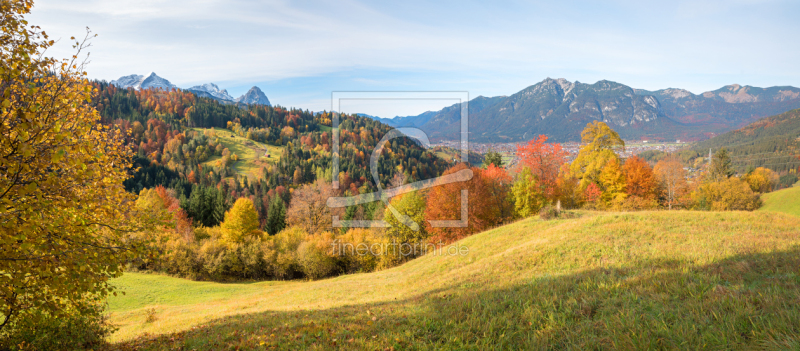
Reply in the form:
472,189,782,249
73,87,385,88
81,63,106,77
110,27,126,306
0,0,145,339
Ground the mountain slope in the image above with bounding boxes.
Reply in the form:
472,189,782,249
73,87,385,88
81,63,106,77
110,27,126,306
108,211,800,349
688,108,800,173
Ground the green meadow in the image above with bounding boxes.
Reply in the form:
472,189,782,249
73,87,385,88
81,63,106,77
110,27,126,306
107,209,800,350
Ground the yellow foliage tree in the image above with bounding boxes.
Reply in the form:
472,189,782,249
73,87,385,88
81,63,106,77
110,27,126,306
0,1,139,332
599,157,627,208
221,198,262,243
570,121,625,190
744,167,778,193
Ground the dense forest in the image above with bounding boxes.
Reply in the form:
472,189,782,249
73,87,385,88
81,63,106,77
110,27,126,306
93,82,452,228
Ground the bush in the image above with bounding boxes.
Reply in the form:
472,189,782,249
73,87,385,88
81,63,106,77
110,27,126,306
539,205,560,220
264,226,307,279
297,232,337,280
336,228,380,274
693,178,762,211
0,302,114,351
621,195,659,211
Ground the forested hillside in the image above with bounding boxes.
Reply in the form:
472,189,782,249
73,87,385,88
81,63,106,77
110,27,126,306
92,82,452,228
686,108,800,174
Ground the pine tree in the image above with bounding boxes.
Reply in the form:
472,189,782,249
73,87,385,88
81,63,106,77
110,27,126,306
266,196,287,235
709,148,735,182
484,150,503,168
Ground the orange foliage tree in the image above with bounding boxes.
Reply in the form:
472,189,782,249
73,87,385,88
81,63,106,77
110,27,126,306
515,135,568,199
623,156,658,200
425,163,513,244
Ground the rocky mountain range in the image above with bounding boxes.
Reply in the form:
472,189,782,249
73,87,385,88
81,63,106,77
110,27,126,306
109,73,271,107
110,72,177,91
373,79,800,142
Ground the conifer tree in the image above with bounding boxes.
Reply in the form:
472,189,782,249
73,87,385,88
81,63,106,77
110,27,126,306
266,196,287,235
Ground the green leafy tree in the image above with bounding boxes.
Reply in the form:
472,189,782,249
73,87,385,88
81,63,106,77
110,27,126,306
266,196,287,235
382,192,428,266
512,168,546,218
0,1,139,334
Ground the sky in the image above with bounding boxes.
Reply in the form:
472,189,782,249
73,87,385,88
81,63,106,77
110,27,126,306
27,0,800,118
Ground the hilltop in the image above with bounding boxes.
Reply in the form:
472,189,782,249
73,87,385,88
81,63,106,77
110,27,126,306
107,210,800,349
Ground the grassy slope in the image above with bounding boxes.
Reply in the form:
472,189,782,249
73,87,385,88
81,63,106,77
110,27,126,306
107,211,800,350
760,186,800,217
195,127,284,179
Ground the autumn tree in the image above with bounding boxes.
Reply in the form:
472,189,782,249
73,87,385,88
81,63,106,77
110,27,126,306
653,155,689,210
516,135,568,198
221,198,262,243
623,156,658,200
570,121,625,189
744,167,778,193
0,2,139,334
286,179,335,234
599,157,627,208
425,163,512,244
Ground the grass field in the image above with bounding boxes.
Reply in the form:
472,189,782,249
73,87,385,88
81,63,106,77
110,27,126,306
106,210,800,350
760,186,800,217
194,127,284,179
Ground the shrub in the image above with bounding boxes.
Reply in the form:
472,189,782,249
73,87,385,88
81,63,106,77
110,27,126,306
265,227,307,279
539,205,560,220
336,228,380,274
297,232,338,280
693,178,762,211
621,195,659,211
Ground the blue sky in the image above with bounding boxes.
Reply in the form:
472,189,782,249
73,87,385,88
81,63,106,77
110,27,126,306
28,0,800,117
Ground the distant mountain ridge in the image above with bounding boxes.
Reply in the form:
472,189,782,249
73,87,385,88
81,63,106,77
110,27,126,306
109,73,271,107
369,79,800,142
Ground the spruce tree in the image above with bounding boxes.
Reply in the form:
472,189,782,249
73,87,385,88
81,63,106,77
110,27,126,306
709,148,734,182
266,196,287,235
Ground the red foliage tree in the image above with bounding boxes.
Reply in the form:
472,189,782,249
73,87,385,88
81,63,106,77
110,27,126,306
584,182,601,204
154,186,193,240
516,135,568,198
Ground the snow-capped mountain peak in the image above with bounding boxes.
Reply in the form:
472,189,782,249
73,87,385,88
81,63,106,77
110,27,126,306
187,83,236,102
109,73,271,106
109,74,145,89
110,72,176,90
